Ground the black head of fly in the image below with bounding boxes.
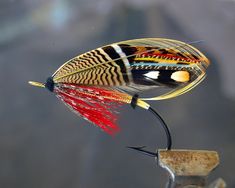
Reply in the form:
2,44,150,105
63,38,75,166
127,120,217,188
28,77,54,92
127,95,172,158
44,77,54,92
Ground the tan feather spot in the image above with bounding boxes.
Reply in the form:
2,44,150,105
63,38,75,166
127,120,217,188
171,71,190,82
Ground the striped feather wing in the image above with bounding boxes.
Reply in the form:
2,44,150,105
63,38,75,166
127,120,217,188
52,38,210,98
52,46,131,86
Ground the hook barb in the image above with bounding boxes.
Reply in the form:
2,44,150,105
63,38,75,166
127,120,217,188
127,146,158,157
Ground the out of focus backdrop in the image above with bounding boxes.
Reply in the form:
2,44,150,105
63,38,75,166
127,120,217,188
1,0,235,187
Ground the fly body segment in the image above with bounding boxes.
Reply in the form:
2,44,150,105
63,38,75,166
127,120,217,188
29,38,210,135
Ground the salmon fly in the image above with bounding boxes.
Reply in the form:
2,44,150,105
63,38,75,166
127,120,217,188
29,38,210,138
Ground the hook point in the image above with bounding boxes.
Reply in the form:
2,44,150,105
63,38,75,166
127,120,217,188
127,146,158,157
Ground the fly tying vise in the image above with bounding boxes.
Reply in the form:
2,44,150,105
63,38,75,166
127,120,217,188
29,38,210,156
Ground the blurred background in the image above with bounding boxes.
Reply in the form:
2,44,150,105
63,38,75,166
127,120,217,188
1,0,235,187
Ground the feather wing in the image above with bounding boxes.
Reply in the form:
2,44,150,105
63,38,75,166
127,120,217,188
52,38,210,99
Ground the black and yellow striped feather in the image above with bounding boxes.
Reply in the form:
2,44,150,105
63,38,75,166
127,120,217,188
29,38,210,110
51,38,209,104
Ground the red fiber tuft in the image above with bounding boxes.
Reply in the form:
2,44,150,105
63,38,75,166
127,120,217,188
54,84,129,135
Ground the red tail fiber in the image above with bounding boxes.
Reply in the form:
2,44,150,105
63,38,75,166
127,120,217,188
54,84,129,135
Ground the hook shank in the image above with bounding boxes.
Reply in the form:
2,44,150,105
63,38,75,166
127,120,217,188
128,104,172,157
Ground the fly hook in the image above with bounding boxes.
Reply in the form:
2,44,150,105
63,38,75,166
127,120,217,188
128,95,172,157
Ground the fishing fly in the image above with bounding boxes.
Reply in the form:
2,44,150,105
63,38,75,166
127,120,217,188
29,38,210,154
